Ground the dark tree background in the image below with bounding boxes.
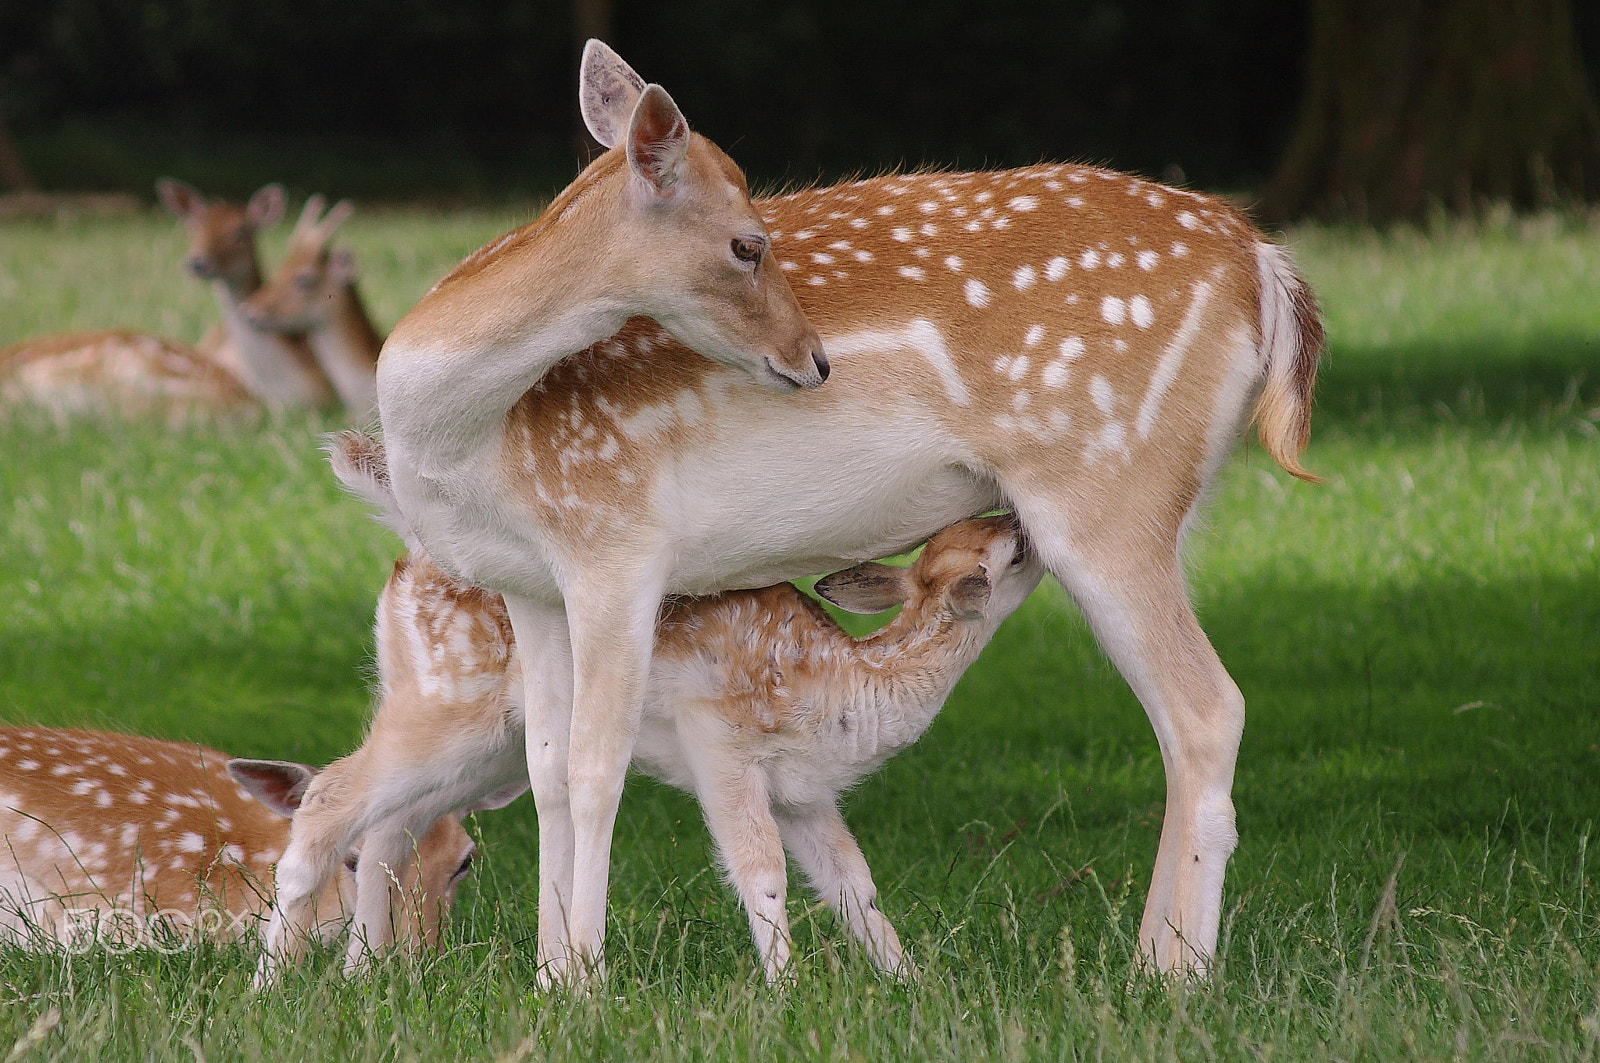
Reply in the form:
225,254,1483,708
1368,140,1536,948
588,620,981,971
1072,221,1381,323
1261,0,1600,223
1,0,1597,220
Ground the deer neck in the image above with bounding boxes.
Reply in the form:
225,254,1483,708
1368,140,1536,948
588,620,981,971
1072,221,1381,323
307,282,381,418
832,602,996,756
378,153,643,475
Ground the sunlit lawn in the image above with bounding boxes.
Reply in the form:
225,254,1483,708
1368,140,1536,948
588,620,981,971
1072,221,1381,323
0,202,1597,1060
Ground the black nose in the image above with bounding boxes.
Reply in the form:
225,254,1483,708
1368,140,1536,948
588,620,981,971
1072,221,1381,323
813,350,830,382
185,257,215,279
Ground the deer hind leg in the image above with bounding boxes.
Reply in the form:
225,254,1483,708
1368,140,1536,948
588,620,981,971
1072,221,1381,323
1018,504,1244,976
684,737,792,984
775,801,910,979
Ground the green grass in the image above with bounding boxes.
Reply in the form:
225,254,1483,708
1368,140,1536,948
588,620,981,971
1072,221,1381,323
1,204,1599,1060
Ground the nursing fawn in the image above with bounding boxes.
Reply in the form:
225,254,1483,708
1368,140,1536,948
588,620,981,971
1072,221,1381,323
256,431,1041,985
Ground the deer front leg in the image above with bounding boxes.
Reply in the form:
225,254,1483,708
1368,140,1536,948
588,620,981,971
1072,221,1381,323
513,579,661,988
682,730,792,983
502,595,577,988
776,801,910,979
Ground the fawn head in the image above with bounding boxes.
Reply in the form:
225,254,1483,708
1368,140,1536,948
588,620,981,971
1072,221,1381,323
241,195,356,332
574,39,827,389
157,179,283,292
814,514,1045,624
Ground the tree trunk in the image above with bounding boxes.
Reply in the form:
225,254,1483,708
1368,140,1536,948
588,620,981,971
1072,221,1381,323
0,110,36,193
1260,0,1600,224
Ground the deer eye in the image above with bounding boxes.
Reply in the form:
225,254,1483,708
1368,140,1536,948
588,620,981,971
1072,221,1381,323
731,236,765,266
452,848,477,881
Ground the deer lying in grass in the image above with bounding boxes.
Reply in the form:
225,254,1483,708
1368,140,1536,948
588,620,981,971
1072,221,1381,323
373,41,1322,983
0,181,339,420
156,179,337,410
256,431,1042,985
240,195,380,420
0,727,475,952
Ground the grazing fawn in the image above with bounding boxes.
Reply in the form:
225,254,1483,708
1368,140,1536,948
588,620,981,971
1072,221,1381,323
257,431,1042,984
0,727,475,953
374,41,1322,982
241,195,381,419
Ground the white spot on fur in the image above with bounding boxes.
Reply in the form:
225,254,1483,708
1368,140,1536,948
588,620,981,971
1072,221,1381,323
964,279,992,308
1008,357,1031,382
1171,242,1189,257
1012,265,1037,290
1130,295,1154,329
891,227,913,242
1090,375,1116,414
1079,249,1100,270
1176,211,1199,230
1008,195,1039,212
1137,250,1159,271
1101,296,1126,325
897,266,926,281
1024,325,1044,347
944,255,963,272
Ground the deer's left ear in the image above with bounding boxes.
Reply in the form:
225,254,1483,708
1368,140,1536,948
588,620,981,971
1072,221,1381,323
579,39,647,149
626,85,691,195
246,184,287,229
327,248,359,285
226,759,317,818
815,562,912,614
946,568,993,621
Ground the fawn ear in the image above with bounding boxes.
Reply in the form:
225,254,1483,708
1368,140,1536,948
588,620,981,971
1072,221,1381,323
156,178,202,219
814,562,913,614
579,39,647,149
467,779,529,813
246,184,287,229
226,759,317,818
946,568,993,621
626,85,691,195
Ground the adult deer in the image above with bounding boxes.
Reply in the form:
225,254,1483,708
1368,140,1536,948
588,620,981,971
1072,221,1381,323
375,41,1321,985
240,195,380,420
0,727,475,952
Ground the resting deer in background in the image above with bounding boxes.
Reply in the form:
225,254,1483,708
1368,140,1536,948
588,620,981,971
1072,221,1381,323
257,431,1043,985
0,182,341,419
374,40,1322,985
241,195,381,420
0,727,476,953
155,179,337,410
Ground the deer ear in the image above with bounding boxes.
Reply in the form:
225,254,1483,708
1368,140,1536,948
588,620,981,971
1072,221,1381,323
327,248,359,285
814,562,913,614
467,779,529,813
247,184,287,229
579,39,647,149
626,85,691,195
226,759,316,818
946,569,993,621
156,178,202,219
